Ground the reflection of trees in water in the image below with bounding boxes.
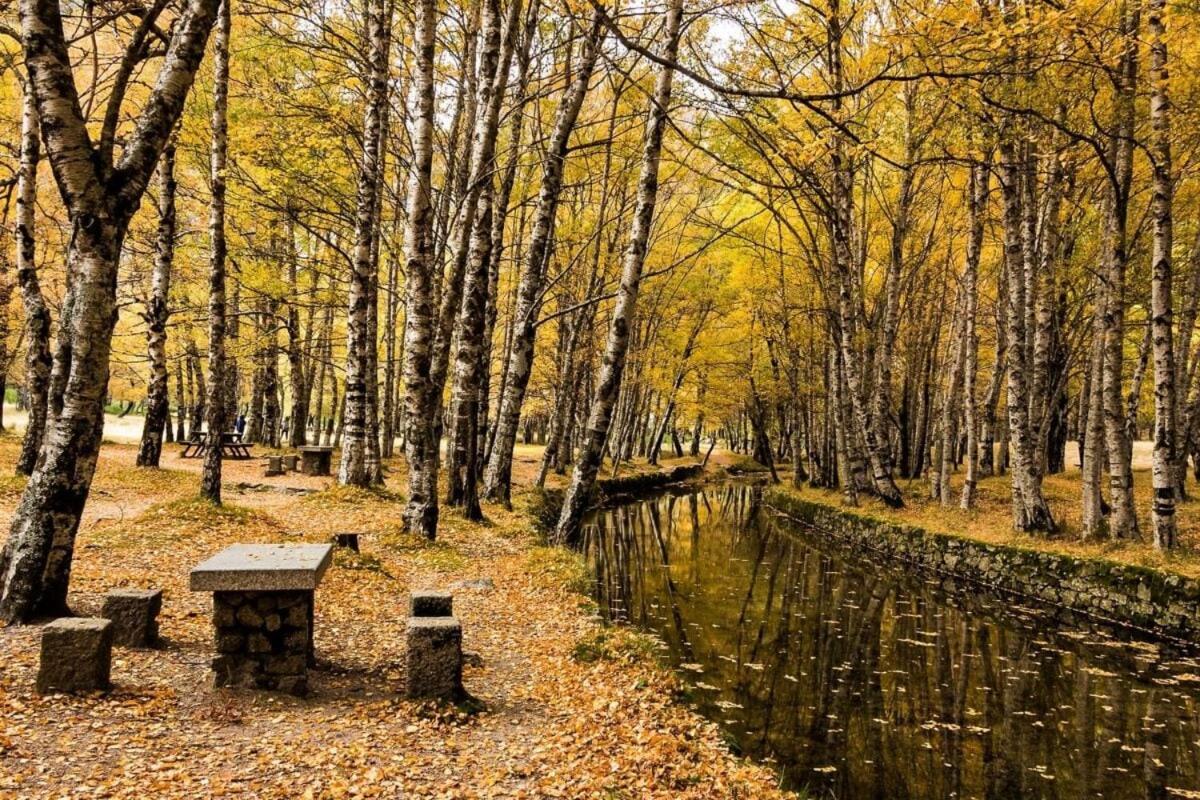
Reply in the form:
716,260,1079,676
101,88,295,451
581,485,1200,799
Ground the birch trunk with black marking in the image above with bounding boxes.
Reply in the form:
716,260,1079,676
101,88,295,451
286,219,308,448
201,0,232,504
136,138,177,467
553,0,684,544
446,0,523,512
1081,277,1108,539
0,0,222,622
14,85,50,477
1100,7,1140,540
401,0,440,537
481,13,603,506
339,0,391,487
1148,0,1177,549
998,134,1054,533
961,155,989,510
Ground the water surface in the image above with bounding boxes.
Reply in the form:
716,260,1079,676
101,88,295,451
581,484,1200,799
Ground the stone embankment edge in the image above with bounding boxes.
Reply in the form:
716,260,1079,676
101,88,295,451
764,487,1200,643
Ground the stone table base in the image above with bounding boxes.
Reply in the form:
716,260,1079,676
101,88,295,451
211,590,314,695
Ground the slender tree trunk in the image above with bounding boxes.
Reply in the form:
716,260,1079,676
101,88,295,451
1148,0,1177,550
961,154,989,510
1100,8,1140,541
1081,277,1108,539
136,137,177,467
14,86,50,477
481,13,603,506
553,0,684,544
998,135,1054,533
201,0,232,504
339,0,391,487
828,0,902,508
446,0,523,514
400,0,441,537
286,218,308,448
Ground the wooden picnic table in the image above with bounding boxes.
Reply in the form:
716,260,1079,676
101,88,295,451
180,431,253,460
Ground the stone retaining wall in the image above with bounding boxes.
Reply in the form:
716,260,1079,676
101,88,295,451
529,464,707,533
764,488,1200,642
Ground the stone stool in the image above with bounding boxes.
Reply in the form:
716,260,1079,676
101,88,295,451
265,456,284,477
406,617,462,699
332,532,360,552
37,618,113,694
101,588,162,647
409,590,452,617
282,455,299,471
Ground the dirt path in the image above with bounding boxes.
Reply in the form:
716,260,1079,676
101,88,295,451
0,437,787,799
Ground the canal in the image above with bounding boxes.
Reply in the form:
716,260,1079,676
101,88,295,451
581,483,1200,799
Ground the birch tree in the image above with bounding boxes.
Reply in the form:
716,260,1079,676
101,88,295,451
0,0,223,621
553,0,685,544
400,0,440,537
339,0,392,487
481,12,603,506
201,0,232,504
136,136,178,468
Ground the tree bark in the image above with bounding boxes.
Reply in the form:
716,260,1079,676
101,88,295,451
961,153,989,510
446,0,524,514
201,0,232,504
1148,0,1177,550
339,0,391,487
14,84,50,477
998,134,1054,533
400,0,441,537
136,136,177,468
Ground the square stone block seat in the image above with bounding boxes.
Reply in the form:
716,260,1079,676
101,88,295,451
37,618,113,694
190,543,333,696
406,617,462,699
409,590,452,617
102,588,162,647
298,446,334,476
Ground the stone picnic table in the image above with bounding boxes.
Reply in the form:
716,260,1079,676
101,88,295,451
190,543,332,695
297,445,335,476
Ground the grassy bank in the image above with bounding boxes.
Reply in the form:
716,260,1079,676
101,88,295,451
773,463,1200,581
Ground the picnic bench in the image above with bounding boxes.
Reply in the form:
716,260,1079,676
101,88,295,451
190,543,333,695
181,431,253,460
298,445,334,476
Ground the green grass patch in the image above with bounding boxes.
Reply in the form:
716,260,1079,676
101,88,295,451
525,546,590,594
571,627,660,665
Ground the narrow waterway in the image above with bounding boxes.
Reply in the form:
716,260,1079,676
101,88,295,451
581,483,1200,799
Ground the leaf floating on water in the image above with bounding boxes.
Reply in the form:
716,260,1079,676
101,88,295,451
695,682,720,691
1083,667,1119,678
715,700,744,711
1166,788,1200,798
745,663,765,671
680,663,705,673
812,766,838,774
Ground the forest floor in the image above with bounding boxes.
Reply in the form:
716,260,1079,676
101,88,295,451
782,441,1200,581
0,435,787,799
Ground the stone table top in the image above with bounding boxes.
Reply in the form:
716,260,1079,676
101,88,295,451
189,543,334,592
297,445,334,453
